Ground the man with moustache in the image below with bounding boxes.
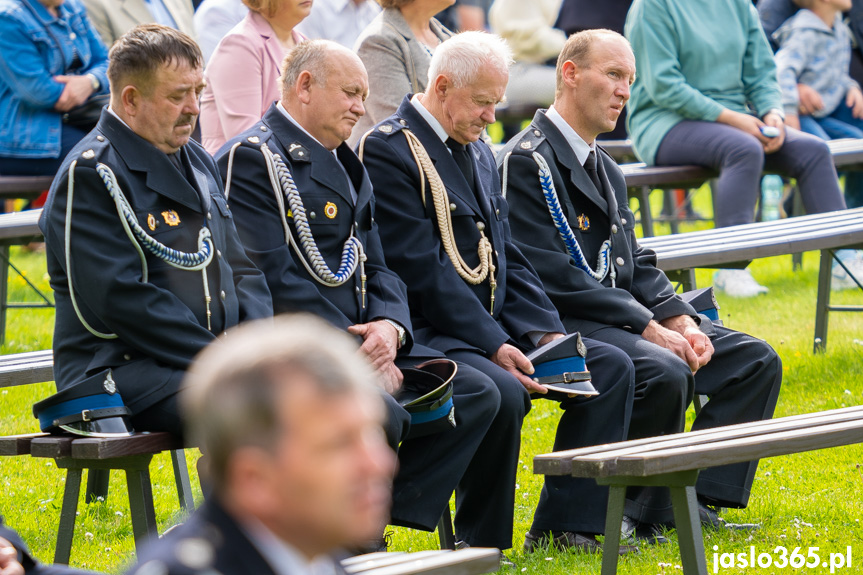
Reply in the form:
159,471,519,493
498,29,782,537
216,40,511,554
39,24,272,439
359,31,655,554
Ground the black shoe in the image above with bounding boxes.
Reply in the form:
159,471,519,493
455,541,515,568
523,530,638,555
620,515,669,545
697,500,760,531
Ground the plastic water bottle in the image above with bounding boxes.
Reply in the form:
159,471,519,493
761,175,783,221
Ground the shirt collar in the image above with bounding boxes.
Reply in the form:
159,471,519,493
410,94,450,147
239,516,336,575
545,105,593,166
276,101,339,159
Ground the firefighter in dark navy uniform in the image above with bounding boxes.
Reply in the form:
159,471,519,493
216,40,507,552
39,24,272,440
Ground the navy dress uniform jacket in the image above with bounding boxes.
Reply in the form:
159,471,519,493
125,499,325,575
216,104,413,342
40,112,273,416
216,104,512,542
359,97,565,355
361,99,656,537
497,110,698,337
499,111,783,511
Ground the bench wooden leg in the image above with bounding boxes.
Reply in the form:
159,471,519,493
639,186,655,238
86,469,110,503
0,245,8,346
814,249,833,353
170,449,194,511
125,465,158,553
597,470,704,575
54,467,83,565
669,485,708,575
437,505,455,550
599,485,627,575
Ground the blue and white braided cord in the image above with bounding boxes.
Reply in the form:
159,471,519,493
96,163,214,270
262,144,364,286
532,152,615,286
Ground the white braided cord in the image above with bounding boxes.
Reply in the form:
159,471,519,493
531,152,616,287
64,161,216,339
401,129,497,313
260,143,367,293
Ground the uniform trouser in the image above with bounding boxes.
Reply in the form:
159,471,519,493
581,322,783,522
529,339,647,535
386,357,511,548
439,349,534,550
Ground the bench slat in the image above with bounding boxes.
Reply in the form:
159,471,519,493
640,208,863,249
535,405,863,475
570,419,863,478
344,551,444,573
0,433,46,456
357,549,500,575
71,433,184,459
30,436,74,458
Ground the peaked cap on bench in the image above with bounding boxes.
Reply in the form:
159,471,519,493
526,332,598,400
33,368,134,437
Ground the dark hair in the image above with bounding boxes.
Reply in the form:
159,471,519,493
107,24,202,95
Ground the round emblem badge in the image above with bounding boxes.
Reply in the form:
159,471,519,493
324,202,338,219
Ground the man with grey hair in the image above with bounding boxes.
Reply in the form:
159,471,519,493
359,31,639,554
215,39,512,553
126,315,397,575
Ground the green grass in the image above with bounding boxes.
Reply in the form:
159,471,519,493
1,189,862,574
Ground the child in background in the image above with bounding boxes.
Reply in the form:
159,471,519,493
774,0,863,288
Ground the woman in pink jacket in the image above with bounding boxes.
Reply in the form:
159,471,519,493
200,0,310,154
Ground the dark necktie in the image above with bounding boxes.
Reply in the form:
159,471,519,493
584,150,603,193
446,137,476,192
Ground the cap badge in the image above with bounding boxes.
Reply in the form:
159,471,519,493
103,372,116,394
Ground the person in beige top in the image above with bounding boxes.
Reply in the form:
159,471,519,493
82,0,195,46
488,0,562,109
350,0,452,146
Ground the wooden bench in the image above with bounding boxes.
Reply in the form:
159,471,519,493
0,209,52,344
0,350,194,564
640,207,863,352
534,405,863,575
0,176,52,202
343,549,500,575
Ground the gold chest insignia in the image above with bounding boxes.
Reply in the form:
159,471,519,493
324,202,337,219
577,214,590,231
147,213,157,231
161,210,181,226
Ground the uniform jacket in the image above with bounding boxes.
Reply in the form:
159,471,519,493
498,110,696,336
359,97,564,357
216,103,415,350
350,8,450,146
0,519,36,572
0,0,109,159
40,111,272,413
81,0,195,46
126,500,278,575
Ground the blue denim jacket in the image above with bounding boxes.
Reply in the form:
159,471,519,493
0,0,108,159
